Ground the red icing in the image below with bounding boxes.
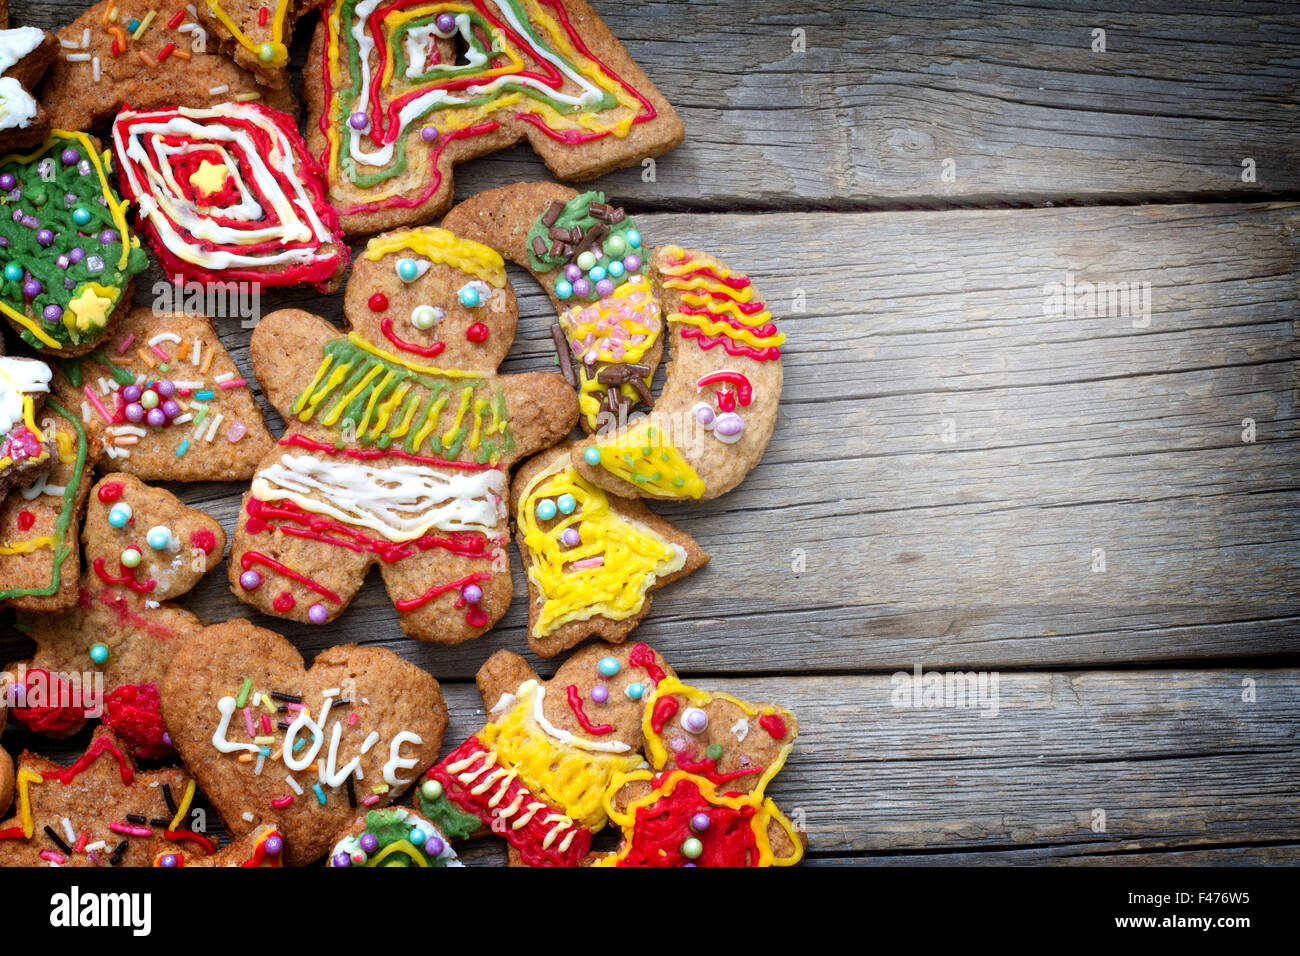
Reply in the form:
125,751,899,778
465,606,489,628
759,713,787,740
240,551,341,604
93,557,157,594
272,591,296,613
673,749,762,785
8,669,88,737
429,737,591,867
680,325,782,362
395,570,491,613
165,829,216,855
189,528,217,554
103,683,174,759
650,696,679,735
696,370,753,407
369,293,388,312
628,643,665,684
97,481,125,503
465,322,489,343
47,734,134,786
615,774,762,867
380,316,446,357
279,433,498,472
16,510,35,531
565,684,613,735
240,831,284,867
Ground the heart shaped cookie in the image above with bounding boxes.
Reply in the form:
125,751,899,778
161,619,447,865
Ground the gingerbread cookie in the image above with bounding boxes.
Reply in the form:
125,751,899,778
9,473,225,754
328,807,461,867
570,245,784,501
151,823,284,866
443,183,663,433
0,728,195,867
0,351,54,496
160,619,448,866
0,132,149,355
0,395,100,613
0,25,57,150
228,226,578,642
196,0,323,87
304,0,683,235
54,308,274,481
0,694,11,815
513,441,707,658
415,641,673,866
597,680,804,867
40,0,296,132
113,102,349,291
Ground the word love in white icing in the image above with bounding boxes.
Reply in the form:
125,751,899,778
211,695,423,789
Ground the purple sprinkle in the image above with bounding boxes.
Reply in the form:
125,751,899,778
61,148,80,165
424,836,445,857
56,255,69,269
159,853,178,867
563,263,582,282
239,570,262,590
571,278,591,298
359,833,379,853
68,247,85,264
146,408,167,428
20,216,39,230
561,527,581,547
12,208,23,222
98,229,118,245
420,125,439,142
161,399,181,419
64,278,76,291
624,254,642,272
36,229,54,247
122,384,141,403
22,278,42,298
308,602,329,624
348,111,369,130
163,732,171,746
435,12,456,33
265,835,283,856
0,174,14,190
462,584,482,604
155,379,176,399
690,812,711,833
333,852,351,867
590,685,608,704
595,278,615,298
42,304,62,323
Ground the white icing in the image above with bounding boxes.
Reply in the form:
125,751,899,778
383,731,423,785
520,680,632,754
212,696,261,754
0,356,51,434
251,453,507,542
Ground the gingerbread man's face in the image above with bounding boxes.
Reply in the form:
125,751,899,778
231,227,578,643
342,229,518,372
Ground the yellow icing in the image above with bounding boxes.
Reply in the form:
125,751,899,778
518,458,684,638
590,421,705,499
206,0,290,68
364,227,507,288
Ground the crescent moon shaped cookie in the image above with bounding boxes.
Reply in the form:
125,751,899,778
229,226,577,641
444,183,786,500
512,441,708,659
304,0,683,236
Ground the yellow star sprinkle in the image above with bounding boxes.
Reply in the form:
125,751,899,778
189,160,230,199
65,285,114,334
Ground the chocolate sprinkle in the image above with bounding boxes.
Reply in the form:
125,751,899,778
345,776,358,809
531,235,548,257
551,323,577,388
44,825,72,855
162,783,177,815
540,200,565,227
629,377,654,408
126,813,147,825
270,691,301,703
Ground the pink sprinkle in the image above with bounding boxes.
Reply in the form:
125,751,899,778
242,706,256,737
362,795,381,806
571,556,605,570
347,712,360,726
285,702,304,713
39,850,66,864
261,713,272,735
83,385,113,424
271,794,294,809
87,850,103,866
218,378,248,390
109,822,152,838
226,421,247,443
150,345,170,362
73,833,88,853
115,333,135,354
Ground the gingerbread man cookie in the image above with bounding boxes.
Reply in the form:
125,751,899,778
40,0,296,132
228,226,578,642
0,728,196,867
54,308,274,481
304,0,683,236
512,441,707,658
113,102,349,291
0,132,149,355
596,679,804,867
415,641,673,866
161,619,448,866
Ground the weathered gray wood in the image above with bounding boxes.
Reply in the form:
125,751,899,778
2,669,1296,859
13,0,1300,208
811,844,1300,865
115,201,1300,679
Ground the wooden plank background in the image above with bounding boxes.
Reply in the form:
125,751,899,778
2,0,1298,866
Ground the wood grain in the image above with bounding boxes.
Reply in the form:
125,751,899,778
14,0,1300,209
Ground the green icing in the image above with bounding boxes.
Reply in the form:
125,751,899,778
355,809,451,867
0,135,147,351
418,792,483,842
0,400,87,601
524,191,644,297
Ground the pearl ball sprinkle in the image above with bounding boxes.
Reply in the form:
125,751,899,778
146,525,172,551
239,569,262,590
682,706,709,733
